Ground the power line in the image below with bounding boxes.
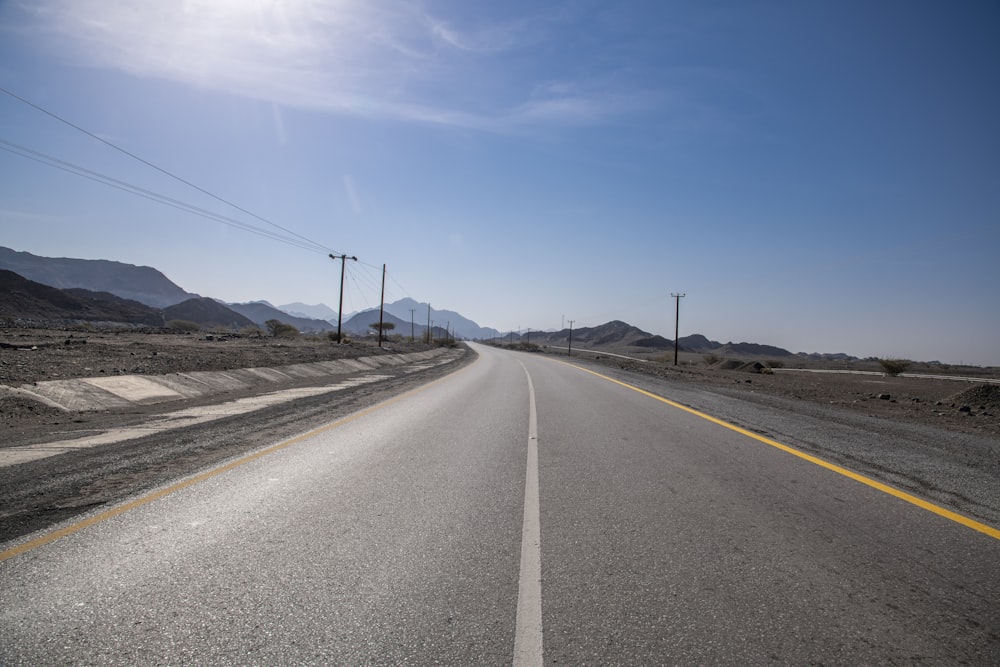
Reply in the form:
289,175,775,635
0,140,330,254
1,87,446,314
1,85,334,255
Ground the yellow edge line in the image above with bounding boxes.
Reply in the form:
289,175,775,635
1,354,478,563
565,361,1000,541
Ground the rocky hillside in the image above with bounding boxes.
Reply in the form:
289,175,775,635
0,246,197,308
0,270,252,330
0,270,164,325
519,321,793,356
162,298,255,330
521,321,670,348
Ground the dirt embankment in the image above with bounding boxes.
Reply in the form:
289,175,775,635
0,327,447,431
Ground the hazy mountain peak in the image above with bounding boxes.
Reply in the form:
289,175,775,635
279,302,337,321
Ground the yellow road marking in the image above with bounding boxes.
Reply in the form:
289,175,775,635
564,361,1000,541
0,356,477,563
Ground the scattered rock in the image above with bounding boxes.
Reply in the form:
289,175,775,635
946,384,1000,411
878,393,891,400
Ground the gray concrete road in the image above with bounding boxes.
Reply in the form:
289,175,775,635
2,343,998,665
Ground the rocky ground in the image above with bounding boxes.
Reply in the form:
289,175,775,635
2,326,999,439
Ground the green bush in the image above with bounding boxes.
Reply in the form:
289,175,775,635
878,358,911,376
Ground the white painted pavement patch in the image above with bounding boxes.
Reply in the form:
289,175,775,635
0,374,392,468
8,349,454,412
81,376,183,404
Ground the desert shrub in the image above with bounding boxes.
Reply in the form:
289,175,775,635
369,322,396,335
240,325,263,336
878,358,911,376
766,359,784,369
703,353,721,366
265,319,299,337
327,331,352,343
167,319,200,332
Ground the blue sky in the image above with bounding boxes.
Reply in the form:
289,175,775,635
1,1,997,365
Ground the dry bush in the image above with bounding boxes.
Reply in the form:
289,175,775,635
265,319,299,337
878,358,911,376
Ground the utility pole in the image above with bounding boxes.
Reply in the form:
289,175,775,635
329,253,357,344
568,320,575,357
409,308,416,342
377,263,386,348
426,304,431,344
671,293,685,366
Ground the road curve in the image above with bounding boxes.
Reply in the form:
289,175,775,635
1,342,998,664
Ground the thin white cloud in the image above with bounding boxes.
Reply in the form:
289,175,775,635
341,174,362,215
16,0,652,132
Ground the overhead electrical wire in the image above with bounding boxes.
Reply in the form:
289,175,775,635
345,264,382,312
0,140,327,253
0,85,335,255
2,86,433,311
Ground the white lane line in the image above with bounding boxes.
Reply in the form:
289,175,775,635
513,362,543,667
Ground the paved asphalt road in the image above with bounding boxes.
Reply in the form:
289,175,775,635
2,343,998,665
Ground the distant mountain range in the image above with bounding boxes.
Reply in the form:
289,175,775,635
506,321,796,357
0,246,197,308
279,302,337,321
0,270,254,330
0,247,834,358
344,298,501,340
224,301,334,333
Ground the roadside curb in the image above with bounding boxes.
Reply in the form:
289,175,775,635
3,349,452,413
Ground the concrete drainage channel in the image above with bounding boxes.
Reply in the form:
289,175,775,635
0,348,460,468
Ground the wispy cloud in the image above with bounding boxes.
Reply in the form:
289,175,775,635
16,0,653,132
